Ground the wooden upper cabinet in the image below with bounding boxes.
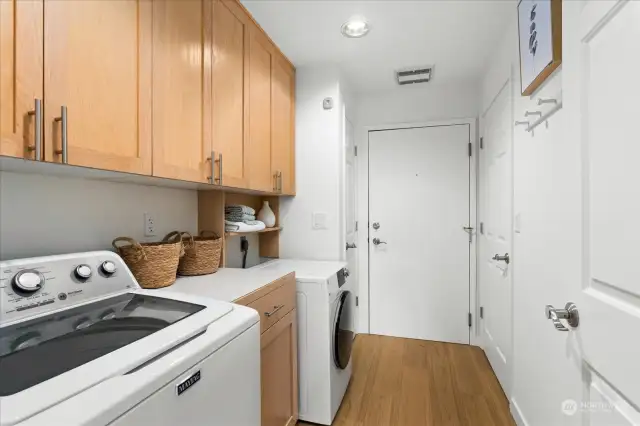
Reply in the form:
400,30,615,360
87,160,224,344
212,0,249,188
43,0,152,175
0,0,43,160
271,55,295,195
247,27,274,193
152,0,212,183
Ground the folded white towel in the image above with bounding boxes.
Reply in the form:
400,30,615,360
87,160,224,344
225,220,266,233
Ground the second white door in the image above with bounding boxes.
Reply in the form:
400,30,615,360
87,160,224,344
479,80,513,395
368,124,471,344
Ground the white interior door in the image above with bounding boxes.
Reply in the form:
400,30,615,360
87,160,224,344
368,125,470,344
571,1,640,423
479,81,513,395
344,117,358,333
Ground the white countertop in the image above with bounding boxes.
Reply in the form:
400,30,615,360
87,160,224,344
157,261,295,302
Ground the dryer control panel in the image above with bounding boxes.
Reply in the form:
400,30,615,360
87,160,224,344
0,251,137,326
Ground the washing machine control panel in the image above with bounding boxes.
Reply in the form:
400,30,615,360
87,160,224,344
0,251,136,325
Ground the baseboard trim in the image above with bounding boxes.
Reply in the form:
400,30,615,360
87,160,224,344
510,397,529,426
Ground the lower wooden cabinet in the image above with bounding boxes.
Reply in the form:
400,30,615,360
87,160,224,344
261,309,298,426
235,273,298,426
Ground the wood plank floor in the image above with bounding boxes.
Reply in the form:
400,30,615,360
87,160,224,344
299,334,514,426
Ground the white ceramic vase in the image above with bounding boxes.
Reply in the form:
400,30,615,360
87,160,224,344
257,201,276,228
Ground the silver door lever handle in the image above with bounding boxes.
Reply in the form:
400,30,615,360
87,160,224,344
545,303,579,331
372,238,387,246
492,253,510,264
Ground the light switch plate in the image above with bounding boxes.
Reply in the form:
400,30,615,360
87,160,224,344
312,212,328,230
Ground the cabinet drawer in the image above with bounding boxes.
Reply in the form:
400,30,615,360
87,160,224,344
247,275,295,334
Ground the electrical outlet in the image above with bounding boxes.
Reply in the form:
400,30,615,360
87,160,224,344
144,213,156,237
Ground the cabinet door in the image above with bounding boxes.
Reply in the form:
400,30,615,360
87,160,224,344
43,0,152,175
152,0,212,182
212,0,249,188
248,28,273,192
0,0,43,160
271,54,295,195
261,309,298,426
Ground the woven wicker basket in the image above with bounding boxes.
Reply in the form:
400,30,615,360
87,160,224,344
164,231,222,276
112,237,183,289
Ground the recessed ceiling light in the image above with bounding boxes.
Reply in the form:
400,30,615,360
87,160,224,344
341,17,370,38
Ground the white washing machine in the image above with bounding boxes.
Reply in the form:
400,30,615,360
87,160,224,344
256,259,353,425
0,252,260,426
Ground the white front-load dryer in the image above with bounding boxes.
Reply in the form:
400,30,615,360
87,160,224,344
254,260,353,425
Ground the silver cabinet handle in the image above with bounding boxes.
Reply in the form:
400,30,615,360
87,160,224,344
207,151,215,184
346,242,357,250
273,171,282,193
545,302,579,331
372,238,387,246
26,99,42,161
264,304,284,317
54,106,68,164
493,253,510,264
215,154,223,185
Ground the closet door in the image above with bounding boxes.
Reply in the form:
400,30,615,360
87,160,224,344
43,0,152,175
152,0,212,183
0,0,43,160
247,27,273,193
211,0,250,188
271,54,295,194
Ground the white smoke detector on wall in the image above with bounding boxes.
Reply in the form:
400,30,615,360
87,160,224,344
396,66,434,85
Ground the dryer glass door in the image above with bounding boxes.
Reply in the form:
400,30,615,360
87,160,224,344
333,291,354,369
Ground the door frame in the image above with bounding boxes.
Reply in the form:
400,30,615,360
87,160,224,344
356,118,479,346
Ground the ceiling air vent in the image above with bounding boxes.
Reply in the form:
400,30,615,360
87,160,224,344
396,66,433,85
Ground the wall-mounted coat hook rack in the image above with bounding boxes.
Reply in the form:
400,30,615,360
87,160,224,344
537,97,558,105
527,101,563,132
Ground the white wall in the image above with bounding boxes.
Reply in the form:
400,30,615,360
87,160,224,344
0,172,198,260
478,4,584,426
279,65,345,261
356,81,479,127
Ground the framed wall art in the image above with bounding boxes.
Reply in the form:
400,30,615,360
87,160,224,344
517,0,562,96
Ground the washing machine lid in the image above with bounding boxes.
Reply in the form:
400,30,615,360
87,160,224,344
0,289,234,426
259,259,347,282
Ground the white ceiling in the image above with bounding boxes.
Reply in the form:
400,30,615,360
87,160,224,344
242,0,514,93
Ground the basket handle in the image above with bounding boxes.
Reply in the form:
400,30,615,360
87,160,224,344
162,231,182,243
163,231,194,256
199,230,220,239
112,237,147,262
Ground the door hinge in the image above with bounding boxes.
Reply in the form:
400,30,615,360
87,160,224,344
356,296,359,307
355,221,358,231
480,306,484,319
480,222,484,235
468,313,472,327
354,146,358,157
468,142,472,157
480,137,484,149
